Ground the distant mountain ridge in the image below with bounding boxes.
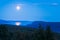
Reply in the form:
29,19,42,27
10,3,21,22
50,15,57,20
27,21,60,33
0,20,60,33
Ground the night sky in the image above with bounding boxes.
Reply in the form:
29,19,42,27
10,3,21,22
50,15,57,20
0,0,60,22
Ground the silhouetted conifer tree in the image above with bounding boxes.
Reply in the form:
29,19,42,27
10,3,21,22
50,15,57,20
46,25,55,40
37,25,46,40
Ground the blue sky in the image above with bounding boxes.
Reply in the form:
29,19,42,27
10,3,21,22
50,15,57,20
0,0,60,22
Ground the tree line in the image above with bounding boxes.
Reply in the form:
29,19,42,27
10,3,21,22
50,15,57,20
0,24,56,40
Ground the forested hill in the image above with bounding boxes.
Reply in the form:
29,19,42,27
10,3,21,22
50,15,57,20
0,24,60,40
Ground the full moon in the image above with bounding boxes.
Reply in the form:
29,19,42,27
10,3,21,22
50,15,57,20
16,5,21,10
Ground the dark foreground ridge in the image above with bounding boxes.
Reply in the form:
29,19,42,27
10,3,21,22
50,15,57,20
0,24,60,40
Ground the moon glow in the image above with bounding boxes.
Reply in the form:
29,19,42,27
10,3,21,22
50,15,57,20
16,5,21,10
16,22,21,26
